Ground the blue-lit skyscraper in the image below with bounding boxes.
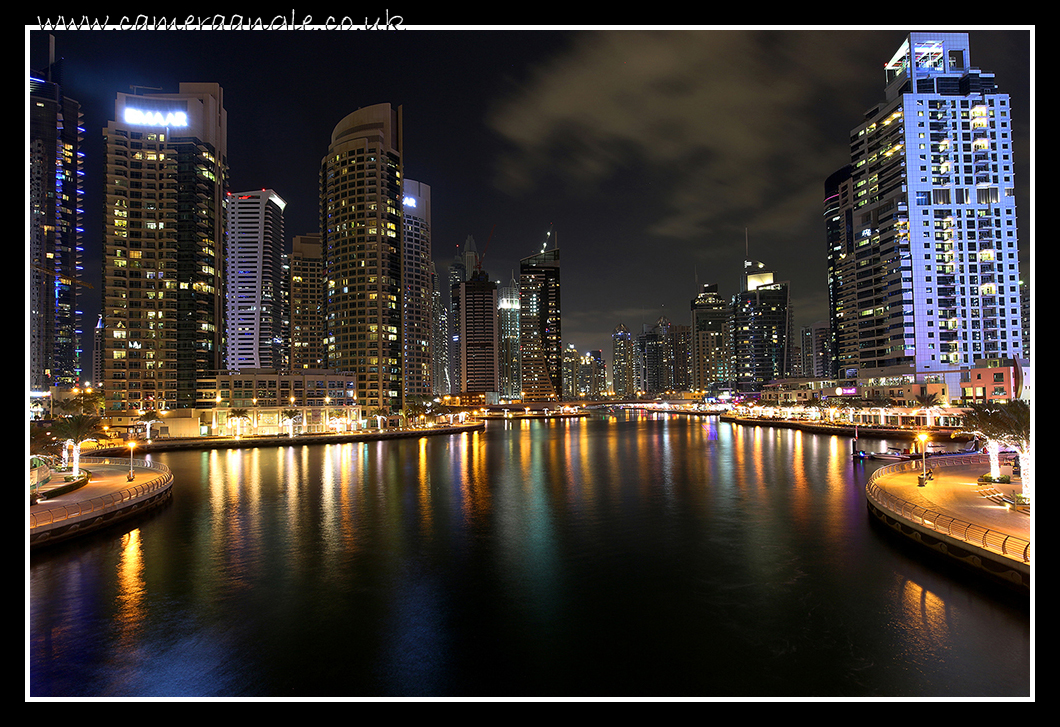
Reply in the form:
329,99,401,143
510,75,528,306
832,32,1024,391
30,48,84,391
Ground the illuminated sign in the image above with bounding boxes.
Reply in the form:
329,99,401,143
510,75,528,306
403,195,417,208
124,108,189,127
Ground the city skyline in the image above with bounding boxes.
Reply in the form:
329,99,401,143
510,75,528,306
26,26,1032,376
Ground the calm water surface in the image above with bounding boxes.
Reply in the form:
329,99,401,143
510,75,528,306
28,412,1031,698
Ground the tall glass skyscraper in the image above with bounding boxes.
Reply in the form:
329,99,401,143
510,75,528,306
731,260,792,394
690,283,732,397
320,103,404,412
611,323,635,399
225,189,286,371
402,179,433,399
519,246,561,402
30,52,84,391
498,274,522,400
831,32,1023,391
100,83,228,412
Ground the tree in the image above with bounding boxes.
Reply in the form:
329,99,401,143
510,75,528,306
958,401,1032,499
229,408,251,437
280,409,301,437
913,392,944,427
138,410,164,440
49,414,106,477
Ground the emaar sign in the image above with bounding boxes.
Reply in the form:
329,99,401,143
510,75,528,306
124,108,189,127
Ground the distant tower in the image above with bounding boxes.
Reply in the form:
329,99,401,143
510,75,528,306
100,83,228,411
453,269,499,397
611,323,635,399
429,261,450,396
225,189,287,371
731,260,792,393
402,179,433,399
289,234,326,370
690,283,733,397
320,103,403,411
446,235,476,395
498,273,522,400
30,47,84,391
833,32,1023,391
800,321,831,380
519,244,561,402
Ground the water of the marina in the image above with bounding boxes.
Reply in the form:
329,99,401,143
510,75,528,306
28,411,1031,698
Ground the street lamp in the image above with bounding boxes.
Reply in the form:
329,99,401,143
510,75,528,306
917,432,930,486
127,440,137,481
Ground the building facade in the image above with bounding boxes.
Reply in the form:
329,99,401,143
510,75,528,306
498,274,522,400
731,260,792,394
832,32,1023,392
402,179,433,399
30,55,84,391
453,269,499,396
320,103,404,412
100,83,228,412
288,234,326,370
225,189,287,371
611,323,635,399
519,246,562,401
690,283,733,397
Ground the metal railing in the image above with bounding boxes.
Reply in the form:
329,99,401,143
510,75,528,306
30,457,174,531
865,455,1030,564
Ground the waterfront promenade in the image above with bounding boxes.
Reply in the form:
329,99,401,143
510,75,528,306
29,422,485,548
866,454,1030,589
30,457,174,547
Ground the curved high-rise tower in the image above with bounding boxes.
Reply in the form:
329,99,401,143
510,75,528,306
320,103,404,412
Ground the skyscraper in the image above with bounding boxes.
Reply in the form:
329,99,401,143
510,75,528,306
611,323,635,399
402,179,433,399
30,49,84,391
519,246,561,402
731,260,792,394
429,261,450,396
447,235,478,395
823,165,854,379
320,103,403,412
832,32,1023,390
690,283,733,397
453,269,499,397
225,189,287,371
100,83,228,412
498,274,522,400
289,234,326,370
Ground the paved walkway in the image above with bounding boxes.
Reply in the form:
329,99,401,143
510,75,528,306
871,457,1029,542
31,460,166,523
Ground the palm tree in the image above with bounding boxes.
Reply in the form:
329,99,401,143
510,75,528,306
49,414,106,478
401,396,431,428
280,409,301,437
138,410,164,440
913,392,944,428
229,408,251,438
958,401,1032,499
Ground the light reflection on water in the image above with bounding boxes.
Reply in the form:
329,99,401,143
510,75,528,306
29,413,1030,698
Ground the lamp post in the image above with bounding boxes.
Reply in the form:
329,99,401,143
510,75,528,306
127,440,136,481
917,432,929,486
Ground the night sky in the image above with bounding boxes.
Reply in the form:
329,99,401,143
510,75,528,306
27,25,1033,376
